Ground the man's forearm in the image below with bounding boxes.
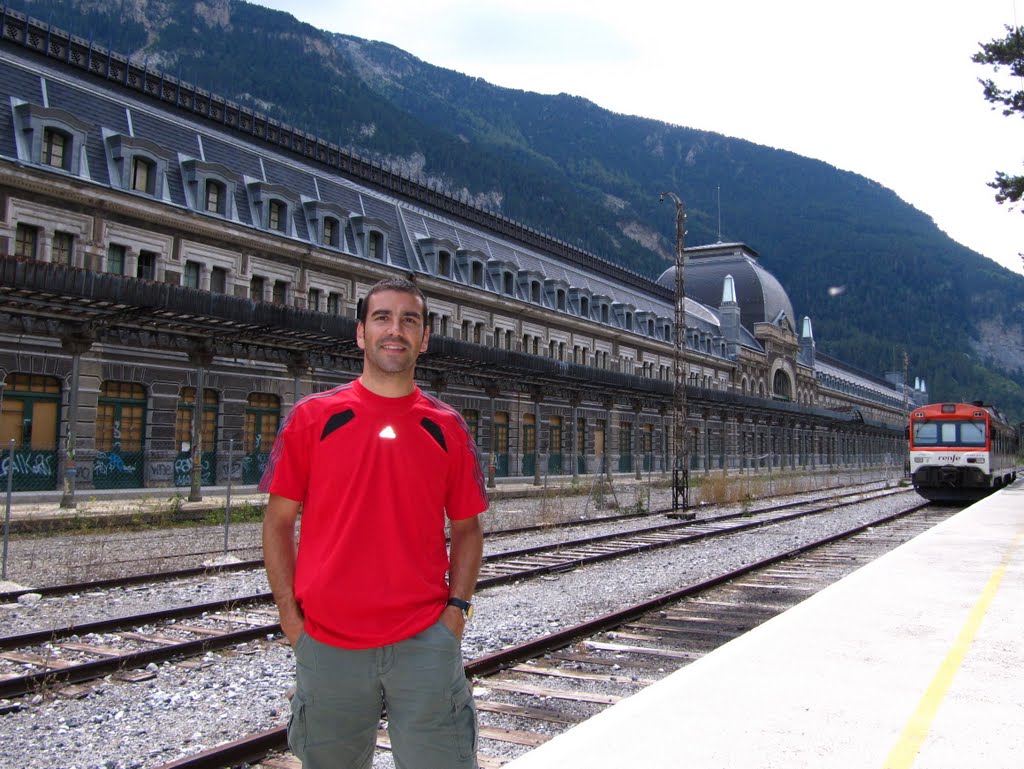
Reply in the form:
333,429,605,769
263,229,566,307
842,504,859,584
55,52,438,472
262,497,304,644
448,517,483,601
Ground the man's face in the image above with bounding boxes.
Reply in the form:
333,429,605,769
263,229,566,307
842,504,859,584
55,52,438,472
356,289,429,377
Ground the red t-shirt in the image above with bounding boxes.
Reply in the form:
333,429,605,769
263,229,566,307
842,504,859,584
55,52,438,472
259,379,488,649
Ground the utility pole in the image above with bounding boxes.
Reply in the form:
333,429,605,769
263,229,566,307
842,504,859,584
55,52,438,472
661,192,691,515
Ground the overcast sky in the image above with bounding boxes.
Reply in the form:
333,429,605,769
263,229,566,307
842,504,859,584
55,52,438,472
255,0,1024,275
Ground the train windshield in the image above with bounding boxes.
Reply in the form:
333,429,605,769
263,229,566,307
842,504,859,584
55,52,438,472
912,420,987,448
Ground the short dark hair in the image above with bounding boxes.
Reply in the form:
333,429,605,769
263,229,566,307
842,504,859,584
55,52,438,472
357,277,428,324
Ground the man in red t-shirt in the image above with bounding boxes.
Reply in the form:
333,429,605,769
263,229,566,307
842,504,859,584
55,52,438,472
261,277,487,769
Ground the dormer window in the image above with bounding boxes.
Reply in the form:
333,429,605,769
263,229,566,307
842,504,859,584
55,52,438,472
352,216,389,261
601,304,610,323
368,231,383,259
417,237,456,278
42,128,69,169
580,297,590,317
544,279,569,311
268,199,287,232
182,159,237,219
487,260,516,296
303,201,350,250
105,133,170,200
205,179,225,214
636,312,658,337
131,156,155,194
612,302,637,331
322,217,339,248
247,180,295,235
455,249,486,287
13,102,91,176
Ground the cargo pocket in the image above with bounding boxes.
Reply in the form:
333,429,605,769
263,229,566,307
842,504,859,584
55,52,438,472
288,690,309,761
449,679,478,762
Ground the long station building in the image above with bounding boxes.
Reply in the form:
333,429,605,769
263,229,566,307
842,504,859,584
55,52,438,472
0,9,922,498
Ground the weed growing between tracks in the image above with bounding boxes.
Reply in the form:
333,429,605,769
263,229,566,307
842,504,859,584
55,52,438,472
9,499,267,539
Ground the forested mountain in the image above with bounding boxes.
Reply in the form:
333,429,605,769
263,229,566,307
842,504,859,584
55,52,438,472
9,0,1024,420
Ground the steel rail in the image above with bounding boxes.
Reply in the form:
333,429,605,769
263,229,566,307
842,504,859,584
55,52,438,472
0,479,891,603
148,499,933,769
1,487,908,658
0,623,278,699
0,593,272,651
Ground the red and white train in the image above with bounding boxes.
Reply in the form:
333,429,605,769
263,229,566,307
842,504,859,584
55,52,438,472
908,402,1019,502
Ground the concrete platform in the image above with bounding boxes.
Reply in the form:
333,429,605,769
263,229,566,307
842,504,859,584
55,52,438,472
504,479,1024,769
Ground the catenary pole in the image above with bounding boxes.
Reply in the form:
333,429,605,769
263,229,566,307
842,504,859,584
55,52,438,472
661,192,690,514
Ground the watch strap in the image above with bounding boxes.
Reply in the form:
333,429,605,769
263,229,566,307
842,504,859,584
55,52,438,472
446,597,473,620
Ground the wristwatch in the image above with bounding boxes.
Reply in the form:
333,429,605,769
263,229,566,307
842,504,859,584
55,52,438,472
446,597,474,621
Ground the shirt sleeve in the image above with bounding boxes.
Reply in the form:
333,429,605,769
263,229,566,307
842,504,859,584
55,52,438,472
445,416,489,520
257,403,312,501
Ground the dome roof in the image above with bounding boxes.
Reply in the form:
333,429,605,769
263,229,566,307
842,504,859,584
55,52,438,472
657,243,795,332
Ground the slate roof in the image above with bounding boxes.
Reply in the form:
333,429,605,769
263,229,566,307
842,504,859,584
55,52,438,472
657,243,797,333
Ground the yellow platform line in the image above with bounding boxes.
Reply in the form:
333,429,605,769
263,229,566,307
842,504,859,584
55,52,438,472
884,531,1023,769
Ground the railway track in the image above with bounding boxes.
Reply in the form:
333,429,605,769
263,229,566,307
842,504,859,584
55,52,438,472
0,487,912,699
0,480,897,604
146,499,953,769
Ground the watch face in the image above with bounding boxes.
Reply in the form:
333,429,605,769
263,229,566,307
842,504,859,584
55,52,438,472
465,604,474,622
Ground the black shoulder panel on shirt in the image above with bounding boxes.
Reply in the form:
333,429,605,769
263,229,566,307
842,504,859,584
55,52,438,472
321,409,355,441
420,417,448,452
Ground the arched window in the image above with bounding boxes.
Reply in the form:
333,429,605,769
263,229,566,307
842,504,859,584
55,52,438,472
0,373,60,491
243,393,280,483
773,370,793,401
175,387,219,486
94,381,147,489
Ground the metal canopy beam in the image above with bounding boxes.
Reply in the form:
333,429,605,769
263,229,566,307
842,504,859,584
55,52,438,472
0,256,894,433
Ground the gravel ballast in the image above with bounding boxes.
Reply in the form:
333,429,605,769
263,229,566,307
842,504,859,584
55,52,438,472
0,478,920,769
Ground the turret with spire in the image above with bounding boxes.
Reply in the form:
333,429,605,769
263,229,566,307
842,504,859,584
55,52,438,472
719,274,741,357
798,316,816,367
